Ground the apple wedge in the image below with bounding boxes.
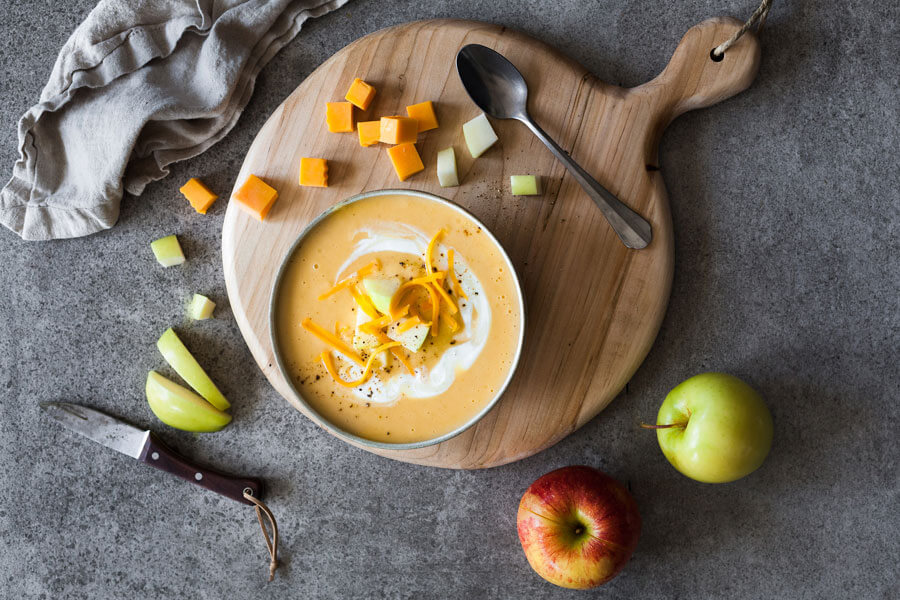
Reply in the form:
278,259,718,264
156,328,229,411
146,371,231,432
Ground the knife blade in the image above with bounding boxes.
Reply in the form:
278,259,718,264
40,401,261,505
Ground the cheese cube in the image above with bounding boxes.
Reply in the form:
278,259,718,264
233,174,278,221
357,121,381,147
344,78,376,110
510,175,541,195
326,102,354,132
406,101,438,132
386,143,424,181
299,157,328,187
380,116,418,145
179,178,218,214
463,113,499,158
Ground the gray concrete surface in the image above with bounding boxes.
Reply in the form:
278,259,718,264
1,0,898,598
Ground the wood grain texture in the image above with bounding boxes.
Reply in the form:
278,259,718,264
222,18,760,468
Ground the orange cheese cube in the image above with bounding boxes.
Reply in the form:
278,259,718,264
386,143,424,181
379,116,418,144
344,78,376,110
299,157,328,187
357,121,381,147
179,178,218,214
406,101,438,132
233,174,278,221
326,102,354,132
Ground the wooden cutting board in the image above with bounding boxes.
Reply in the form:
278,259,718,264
222,18,760,468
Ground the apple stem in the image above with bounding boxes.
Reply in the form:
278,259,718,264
639,421,687,430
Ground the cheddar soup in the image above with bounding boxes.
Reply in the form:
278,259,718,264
273,192,523,445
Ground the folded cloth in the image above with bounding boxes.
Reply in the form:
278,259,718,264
0,0,348,240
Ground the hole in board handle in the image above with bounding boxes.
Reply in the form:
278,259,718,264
710,48,724,62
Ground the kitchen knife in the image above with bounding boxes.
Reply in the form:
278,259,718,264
40,401,261,505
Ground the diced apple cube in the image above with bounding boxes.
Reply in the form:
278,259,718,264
362,277,401,315
463,113,498,158
387,322,430,353
150,235,185,267
510,175,541,196
436,147,459,187
146,371,231,433
188,294,215,320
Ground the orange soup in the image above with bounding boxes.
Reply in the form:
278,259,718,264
274,192,523,444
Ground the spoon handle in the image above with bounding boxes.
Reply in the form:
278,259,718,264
519,117,652,249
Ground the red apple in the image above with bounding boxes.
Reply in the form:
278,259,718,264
517,466,641,589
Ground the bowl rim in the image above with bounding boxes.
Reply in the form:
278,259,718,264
268,188,526,450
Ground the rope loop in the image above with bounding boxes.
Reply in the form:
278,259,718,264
244,489,279,581
712,0,773,58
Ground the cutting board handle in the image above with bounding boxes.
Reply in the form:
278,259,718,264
643,17,761,123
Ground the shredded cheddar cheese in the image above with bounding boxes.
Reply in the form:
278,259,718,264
361,304,409,334
447,248,468,300
392,350,415,374
439,303,459,333
430,280,458,315
309,228,476,388
360,314,391,334
425,230,443,275
320,341,402,387
350,285,380,319
301,318,366,367
397,315,429,333
374,331,415,374
318,260,381,301
389,271,446,314
427,283,441,336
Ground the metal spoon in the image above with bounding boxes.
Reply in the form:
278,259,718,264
456,44,652,249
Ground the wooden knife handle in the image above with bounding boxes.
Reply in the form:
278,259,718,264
139,433,262,505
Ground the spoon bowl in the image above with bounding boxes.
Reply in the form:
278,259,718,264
456,44,652,249
456,45,529,120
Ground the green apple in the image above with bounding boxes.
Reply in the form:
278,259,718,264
651,372,773,483
156,328,229,411
386,320,430,353
146,371,231,432
361,277,400,315
188,293,215,320
510,175,541,195
150,234,185,267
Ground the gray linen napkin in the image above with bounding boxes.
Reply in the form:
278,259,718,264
0,0,348,241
